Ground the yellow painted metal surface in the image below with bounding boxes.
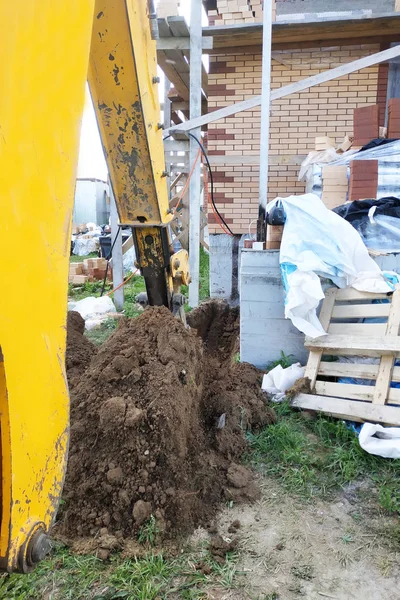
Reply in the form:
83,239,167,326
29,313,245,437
89,0,171,226
0,1,94,571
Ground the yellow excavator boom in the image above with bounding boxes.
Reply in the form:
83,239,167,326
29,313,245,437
0,0,189,572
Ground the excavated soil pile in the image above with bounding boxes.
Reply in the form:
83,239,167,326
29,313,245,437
66,311,97,389
61,303,274,548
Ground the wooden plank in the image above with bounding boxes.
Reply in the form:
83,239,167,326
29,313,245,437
293,394,400,427
335,287,394,301
305,335,400,355
305,288,337,388
373,290,400,405
168,44,400,133
315,381,376,403
318,361,379,380
203,14,400,50
157,37,213,50
158,52,190,101
332,303,391,319
327,323,387,336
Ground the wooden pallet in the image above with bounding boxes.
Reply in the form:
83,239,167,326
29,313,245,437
293,286,400,426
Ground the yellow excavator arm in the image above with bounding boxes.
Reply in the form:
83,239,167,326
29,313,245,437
0,0,189,572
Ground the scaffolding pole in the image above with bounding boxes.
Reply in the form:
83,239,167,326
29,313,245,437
188,0,202,307
257,0,273,242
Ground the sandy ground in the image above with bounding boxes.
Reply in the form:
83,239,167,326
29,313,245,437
190,478,400,600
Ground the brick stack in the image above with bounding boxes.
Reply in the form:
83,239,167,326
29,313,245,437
207,45,380,238
349,160,378,201
388,98,400,139
353,104,380,146
209,0,275,25
321,166,348,209
266,225,283,250
69,258,112,284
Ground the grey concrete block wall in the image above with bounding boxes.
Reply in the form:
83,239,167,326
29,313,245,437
240,250,309,368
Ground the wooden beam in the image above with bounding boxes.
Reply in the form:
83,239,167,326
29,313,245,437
202,14,400,51
305,334,400,356
293,394,400,426
157,37,213,50
168,44,400,133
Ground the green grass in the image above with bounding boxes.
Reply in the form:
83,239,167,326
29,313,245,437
85,318,119,347
69,252,99,263
0,543,242,600
266,351,296,371
248,402,400,513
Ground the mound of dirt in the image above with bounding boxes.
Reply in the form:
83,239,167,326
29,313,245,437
66,311,97,389
61,303,274,548
187,299,239,361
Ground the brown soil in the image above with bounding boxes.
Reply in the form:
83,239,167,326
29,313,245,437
61,301,274,551
65,311,97,389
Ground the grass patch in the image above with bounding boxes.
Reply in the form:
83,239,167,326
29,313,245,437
70,252,99,263
0,543,242,600
85,318,119,347
248,402,400,513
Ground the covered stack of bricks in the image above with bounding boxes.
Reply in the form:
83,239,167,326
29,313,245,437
322,166,348,209
388,98,400,138
69,258,112,285
349,160,378,201
208,0,276,26
207,44,385,244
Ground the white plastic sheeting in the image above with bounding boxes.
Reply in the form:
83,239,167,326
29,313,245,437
262,363,305,401
68,296,116,330
267,194,393,338
359,423,400,459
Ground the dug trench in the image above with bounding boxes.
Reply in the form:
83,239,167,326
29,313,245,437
59,301,275,556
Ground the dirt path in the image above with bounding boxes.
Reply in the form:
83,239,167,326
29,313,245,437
190,478,400,600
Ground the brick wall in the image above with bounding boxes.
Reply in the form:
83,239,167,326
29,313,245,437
207,45,381,234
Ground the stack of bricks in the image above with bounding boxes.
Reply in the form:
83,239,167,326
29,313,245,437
349,160,378,201
388,98,400,139
321,165,348,209
208,0,275,26
69,258,112,285
266,225,283,250
207,45,380,239
353,104,380,146
156,0,180,18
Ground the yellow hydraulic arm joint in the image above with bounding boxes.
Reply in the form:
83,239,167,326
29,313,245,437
0,0,189,573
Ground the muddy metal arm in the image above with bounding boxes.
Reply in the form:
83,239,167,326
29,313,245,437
0,0,188,573
88,0,189,311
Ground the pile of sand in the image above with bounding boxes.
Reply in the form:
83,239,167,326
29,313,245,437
61,302,274,552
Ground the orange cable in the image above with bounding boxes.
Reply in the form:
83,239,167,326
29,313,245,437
172,146,202,213
105,269,139,296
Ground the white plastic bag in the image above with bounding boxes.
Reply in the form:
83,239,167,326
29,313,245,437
262,363,305,402
69,296,116,322
359,423,400,459
268,194,393,338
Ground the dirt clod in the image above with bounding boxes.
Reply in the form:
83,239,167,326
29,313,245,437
63,302,274,548
228,520,241,534
209,534,238,560
66,311,96,389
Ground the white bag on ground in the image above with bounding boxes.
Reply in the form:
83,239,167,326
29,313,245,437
359,423,400,459
262,363,305,402
267,194,393,338
69,296,116,322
